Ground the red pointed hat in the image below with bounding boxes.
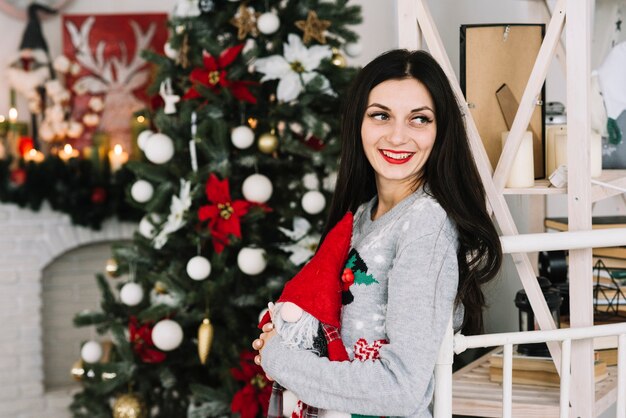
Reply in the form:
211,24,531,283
260,212,353,328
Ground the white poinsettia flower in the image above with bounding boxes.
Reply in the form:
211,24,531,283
280,234,320,266
255,34,333,102
153,180,192,249
278,216,311,241
278,216,320,265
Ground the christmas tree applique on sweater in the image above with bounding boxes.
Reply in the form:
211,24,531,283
341,248,378,305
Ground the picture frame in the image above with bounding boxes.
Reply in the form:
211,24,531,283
460,24,546,179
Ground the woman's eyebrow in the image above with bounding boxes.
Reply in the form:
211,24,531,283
366,103,434,113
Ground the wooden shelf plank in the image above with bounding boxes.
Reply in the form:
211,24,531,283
452,349,618,417
592,170,626,202
501,169,626,198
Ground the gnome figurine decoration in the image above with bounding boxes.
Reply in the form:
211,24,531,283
259,211,353,418
6,3,58,148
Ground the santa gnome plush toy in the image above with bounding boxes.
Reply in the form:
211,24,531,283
259,211,353,418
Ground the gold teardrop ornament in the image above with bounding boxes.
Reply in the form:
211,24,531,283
198,318,214,365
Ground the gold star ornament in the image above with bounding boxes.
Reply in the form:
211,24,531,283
230,5,260,40
295,11,331,44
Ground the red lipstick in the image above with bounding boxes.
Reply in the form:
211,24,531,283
379,149,415,165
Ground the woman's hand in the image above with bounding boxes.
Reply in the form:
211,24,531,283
252,303,276,380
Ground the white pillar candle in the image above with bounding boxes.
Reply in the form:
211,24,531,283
553,131,602,178
590,132,602,178
501,131,534,188
545,124,566,177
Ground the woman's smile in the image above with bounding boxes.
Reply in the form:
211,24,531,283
379,149,416,164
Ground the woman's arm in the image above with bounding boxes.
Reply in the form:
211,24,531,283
261,225,458,416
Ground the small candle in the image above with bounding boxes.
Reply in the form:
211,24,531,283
545,124,566,177
108,144,129,172
8,107,17,123
553,130,602,178
501,131,534,188
24,148,44,163
58,144,79,161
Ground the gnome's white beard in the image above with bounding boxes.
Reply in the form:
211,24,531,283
273,302,321,354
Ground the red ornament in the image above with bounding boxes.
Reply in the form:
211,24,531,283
9,168,27,186
128,316,166,363
91,187,107,204
230,351,272,418
198,173,251,253
18,137,34,156
183,44,257,104
341,268,354,284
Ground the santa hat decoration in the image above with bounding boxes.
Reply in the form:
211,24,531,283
259,211,353,328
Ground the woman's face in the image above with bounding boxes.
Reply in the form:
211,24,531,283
361,77,437,196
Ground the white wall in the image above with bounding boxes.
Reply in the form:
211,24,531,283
0,0,396,116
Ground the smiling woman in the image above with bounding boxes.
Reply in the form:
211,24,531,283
253,49,503,418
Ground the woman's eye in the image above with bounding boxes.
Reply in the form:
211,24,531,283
368,112,389,121
411,115,432,125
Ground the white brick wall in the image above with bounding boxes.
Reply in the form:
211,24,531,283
0,203,135,418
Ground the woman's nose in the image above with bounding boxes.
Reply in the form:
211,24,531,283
387,121,409,145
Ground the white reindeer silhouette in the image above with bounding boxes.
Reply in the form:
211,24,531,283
66,17,156,150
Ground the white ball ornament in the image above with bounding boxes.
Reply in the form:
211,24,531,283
231,125,255,149
120,282,144,306
81,340,103,363
137,130,154,151
242,174,273,203
164,42,179,60
152,319,184,351
301,190,326,215
237,247,267,275
258,12,280,35
131,180,154,203
139,214,161,239
283,390,299,417
186,256,211,281
144,133,175,164
344,42,363,57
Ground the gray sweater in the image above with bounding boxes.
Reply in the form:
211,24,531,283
262,188,460,417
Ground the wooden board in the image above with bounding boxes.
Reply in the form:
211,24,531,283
452,348,618,417
461,24,546,178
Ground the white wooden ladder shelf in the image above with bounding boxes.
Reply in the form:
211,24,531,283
395,0,626,416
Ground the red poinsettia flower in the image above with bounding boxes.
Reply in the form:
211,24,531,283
128,316,166,363
230,351,272,418
198,174,252,253
183,44,257,104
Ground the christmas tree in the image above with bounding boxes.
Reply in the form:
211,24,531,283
70,1,362,417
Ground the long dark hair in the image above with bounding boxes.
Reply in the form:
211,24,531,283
324,49,502,335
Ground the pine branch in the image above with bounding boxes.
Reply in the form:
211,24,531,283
109,322,134,362
73,310,108,327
